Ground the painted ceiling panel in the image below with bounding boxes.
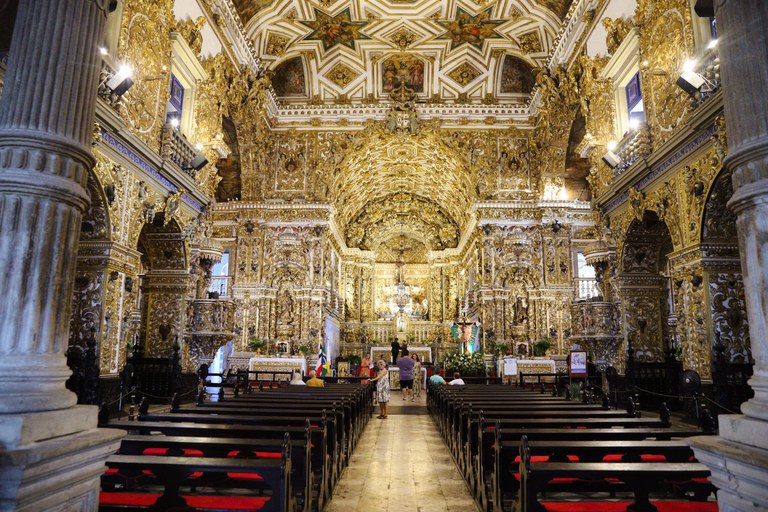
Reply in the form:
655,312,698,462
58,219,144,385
235,0,569,104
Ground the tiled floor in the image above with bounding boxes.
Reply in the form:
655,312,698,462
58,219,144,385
325,395,479,512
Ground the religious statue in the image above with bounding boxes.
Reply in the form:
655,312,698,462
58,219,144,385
278,289,294,324
163,189,185,226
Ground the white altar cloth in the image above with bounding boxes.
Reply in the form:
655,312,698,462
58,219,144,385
249,356,307,379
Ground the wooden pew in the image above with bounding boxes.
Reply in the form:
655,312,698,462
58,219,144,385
489,430,714,512
101,418,332,509
100,440,292,512
115,434,314,512
516,435,712,512
138,403,345,484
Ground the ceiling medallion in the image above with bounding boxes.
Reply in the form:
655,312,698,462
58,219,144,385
299,7,371,51
326,62,360,88
389,28,419,50
437,7,505,51
447,62,482,87
517,31,542,54
265,33,289,56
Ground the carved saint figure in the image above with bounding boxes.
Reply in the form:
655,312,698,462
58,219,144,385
278,289,294,324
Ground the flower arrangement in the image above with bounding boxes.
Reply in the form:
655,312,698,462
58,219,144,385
494,340,513,356
443,351,486,377
297,344,310,355
248,337,266,353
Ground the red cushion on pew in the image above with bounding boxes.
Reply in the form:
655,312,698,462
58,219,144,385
99,493,271,510
255,451,282,459
513,455,579,462
549,478,581,484
514,455,550,463
227,472,264,480
142,448,205,457
226,450,281,459
542,502,718,512
603,454,667,462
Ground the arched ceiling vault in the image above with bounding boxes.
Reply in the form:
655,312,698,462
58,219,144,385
331,127,474,254
230,0,575,104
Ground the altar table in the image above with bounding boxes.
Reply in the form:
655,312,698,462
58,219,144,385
497,358,556,384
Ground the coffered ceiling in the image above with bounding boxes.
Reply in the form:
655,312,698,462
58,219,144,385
231,0,575,105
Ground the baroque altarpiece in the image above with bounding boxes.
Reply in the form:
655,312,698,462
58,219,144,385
31,0,748,383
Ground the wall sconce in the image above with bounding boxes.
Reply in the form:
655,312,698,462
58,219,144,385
105,65,134,97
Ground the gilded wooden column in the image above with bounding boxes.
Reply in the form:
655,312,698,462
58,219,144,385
0,0,107,414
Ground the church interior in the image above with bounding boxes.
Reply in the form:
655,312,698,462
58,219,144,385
0,0,767,510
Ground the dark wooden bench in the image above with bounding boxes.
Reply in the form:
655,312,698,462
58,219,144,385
517,435,712,512
101,419,332,508
489,432,714,512
101,449,291,512
115,434,314,512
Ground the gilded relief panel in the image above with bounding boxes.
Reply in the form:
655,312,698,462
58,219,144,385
119,0,173,153
496,137,531,192
637,0,696,147
710,272,750,363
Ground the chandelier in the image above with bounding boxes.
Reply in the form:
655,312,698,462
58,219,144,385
384,236,420,314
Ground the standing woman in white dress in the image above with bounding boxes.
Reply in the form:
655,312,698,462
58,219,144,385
370,359,390,419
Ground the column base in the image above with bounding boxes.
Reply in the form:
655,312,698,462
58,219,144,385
689,424,768,511
0,406,124,511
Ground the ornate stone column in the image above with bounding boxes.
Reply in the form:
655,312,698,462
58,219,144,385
689,2,768,510
0,0,124,509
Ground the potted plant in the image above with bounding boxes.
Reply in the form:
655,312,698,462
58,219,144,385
533,337,553,357
297,344,310,356
248,337,266,354
348,354,362,375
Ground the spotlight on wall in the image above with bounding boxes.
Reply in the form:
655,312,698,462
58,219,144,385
105,64,134,96
187,154,209,172
602,150,621,169
676,69,707,97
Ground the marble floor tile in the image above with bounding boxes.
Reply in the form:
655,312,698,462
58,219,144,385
325,399,479,512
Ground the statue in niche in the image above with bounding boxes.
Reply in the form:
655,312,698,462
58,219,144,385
513,296,528,324
278,289,294,324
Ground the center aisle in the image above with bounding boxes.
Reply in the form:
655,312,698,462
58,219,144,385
325,395,479,512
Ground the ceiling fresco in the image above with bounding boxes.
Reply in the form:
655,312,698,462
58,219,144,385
436,7,506,51
299,7,371,50
238,0,570,104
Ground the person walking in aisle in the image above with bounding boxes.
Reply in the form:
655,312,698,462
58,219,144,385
397,349,416,401
370,359,390,419
411,353,423,398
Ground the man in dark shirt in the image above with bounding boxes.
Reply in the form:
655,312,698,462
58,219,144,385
390,339,400,364
397,349,416,401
